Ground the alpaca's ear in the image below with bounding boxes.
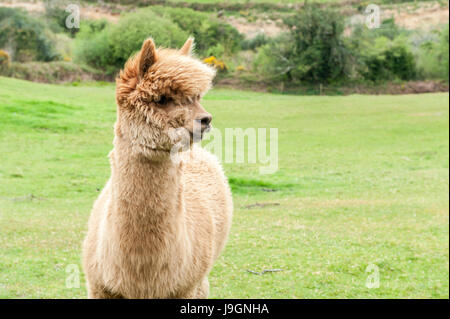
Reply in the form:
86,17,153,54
180,37,194,55
139,38,157,79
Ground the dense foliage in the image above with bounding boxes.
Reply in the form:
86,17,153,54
415,24,449,81
255,6,352,85
75,9,189,74
253,6,432,85
150,6,243,56
43,0,80,37
0,8,59,62
0,5,448,86
348,19,417,82
74,7,242,74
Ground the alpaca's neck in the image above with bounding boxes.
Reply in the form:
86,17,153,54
110,137,184,231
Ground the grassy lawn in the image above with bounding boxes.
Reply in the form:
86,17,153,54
0,76,448,298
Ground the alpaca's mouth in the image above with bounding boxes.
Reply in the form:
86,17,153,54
188,125,211,142
203,125,212,134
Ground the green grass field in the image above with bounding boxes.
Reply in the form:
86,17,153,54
0,76,448,298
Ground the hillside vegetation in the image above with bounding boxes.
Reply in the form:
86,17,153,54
0,1,448,91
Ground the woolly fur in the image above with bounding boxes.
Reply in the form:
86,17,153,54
82,38,233,298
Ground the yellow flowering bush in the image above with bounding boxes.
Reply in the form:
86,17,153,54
0,50,10,72
203,56,227,71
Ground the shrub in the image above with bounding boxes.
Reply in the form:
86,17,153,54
74,21,115,72
255,6,352,85
150,6,243,56
0,49,10,73
0,8,60,62
241,33,269,51
44,0,79,37
75,9,188,73
109,9,188,64
347,18,418,82
75,7,242,74
415,24,449,82
203,56,227,71
349,19,417,83
360,37,417,81
254,33,296,82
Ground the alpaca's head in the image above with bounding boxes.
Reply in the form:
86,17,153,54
115,37,216,159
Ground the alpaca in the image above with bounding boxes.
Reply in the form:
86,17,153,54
82,37,233,299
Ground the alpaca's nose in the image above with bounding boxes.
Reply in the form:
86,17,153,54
197,114,212,128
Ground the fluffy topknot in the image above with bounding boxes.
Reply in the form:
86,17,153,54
116,38,216,108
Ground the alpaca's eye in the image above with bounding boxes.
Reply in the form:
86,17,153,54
156,96,170,106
